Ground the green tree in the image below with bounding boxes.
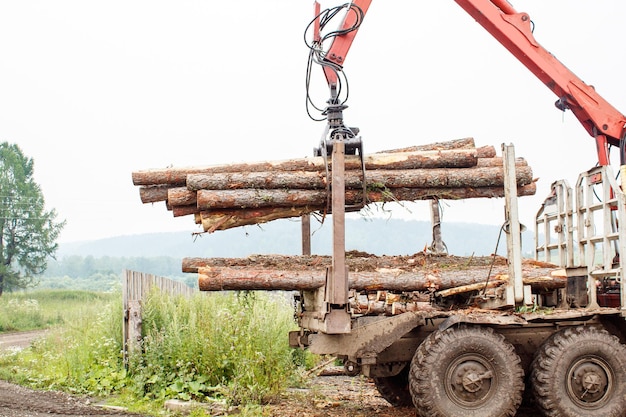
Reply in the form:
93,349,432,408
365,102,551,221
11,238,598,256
0,142,65,295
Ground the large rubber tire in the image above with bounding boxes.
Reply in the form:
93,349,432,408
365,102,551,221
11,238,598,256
408,325,524,417
530,326,626,417
373,366,412,407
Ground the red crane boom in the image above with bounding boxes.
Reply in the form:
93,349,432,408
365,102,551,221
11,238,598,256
316,0,626,166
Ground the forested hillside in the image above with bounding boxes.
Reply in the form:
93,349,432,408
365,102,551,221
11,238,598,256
38,217,535,292
56,217,533,259
36,218,533,290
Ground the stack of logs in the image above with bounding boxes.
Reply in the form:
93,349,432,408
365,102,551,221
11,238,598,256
182,253,564,316
132,138,559,315
132,138,537,233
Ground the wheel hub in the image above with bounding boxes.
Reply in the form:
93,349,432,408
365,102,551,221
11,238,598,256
446,357,495,406
568,357,612,406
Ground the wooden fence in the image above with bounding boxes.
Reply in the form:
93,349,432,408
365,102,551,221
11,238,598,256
122,270,196,363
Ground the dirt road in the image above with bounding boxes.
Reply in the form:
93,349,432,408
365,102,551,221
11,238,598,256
0,330,142,417
0,380,142,417
265,371,538,417
0,330,47,351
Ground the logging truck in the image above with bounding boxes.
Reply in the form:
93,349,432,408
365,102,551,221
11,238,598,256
132,1,626,416
288,2,626,417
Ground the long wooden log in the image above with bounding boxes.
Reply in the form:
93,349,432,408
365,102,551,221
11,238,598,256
435,280,504,297
476,157,527,168
184,253,554,273
169,183,537,228
186,165,533,191
132,148,479,187
196,189,326,210
378,137,475,153
198,184,536,230
187,170,328,191
195,181,537,210
379,142,494,158
196,206,321,232
197,265,561,292
143,164,533,205
138,157,530,204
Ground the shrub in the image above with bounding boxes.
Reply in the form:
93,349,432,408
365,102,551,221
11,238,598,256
130,291,300,405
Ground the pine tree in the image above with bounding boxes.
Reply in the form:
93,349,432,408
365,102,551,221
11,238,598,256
0,142,65,295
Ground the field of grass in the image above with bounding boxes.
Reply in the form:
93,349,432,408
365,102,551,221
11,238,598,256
0,289,310,416
0,290,116,332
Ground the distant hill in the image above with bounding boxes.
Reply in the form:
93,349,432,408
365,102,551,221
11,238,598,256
57,217,535,259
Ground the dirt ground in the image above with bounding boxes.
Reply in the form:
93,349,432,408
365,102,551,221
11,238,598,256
265,370,538,417
0,331,139,417
0,331,538,417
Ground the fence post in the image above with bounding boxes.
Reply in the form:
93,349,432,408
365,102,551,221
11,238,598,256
122,269,196,366
127,300,142,356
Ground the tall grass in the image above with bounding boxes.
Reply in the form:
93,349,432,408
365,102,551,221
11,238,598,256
0,289,307,412
131,291,301,405
0,290,115,332
0,292,125,395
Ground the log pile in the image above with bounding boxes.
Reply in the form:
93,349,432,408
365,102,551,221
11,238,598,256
183,253,562,292
132,138,537,233
183,252,564,315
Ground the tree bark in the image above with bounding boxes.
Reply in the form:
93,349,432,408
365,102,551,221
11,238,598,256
196,265,561,292
183,253,548,273
185,166,533,191
195,182,536,210
476,145,497,158
139,185,170,204
142,165,535,206
187,170,328,191
379,137,475,153
476,157,527,168
171,204,198,217
167,183,537,229
167,187,197,206
197,206,322,232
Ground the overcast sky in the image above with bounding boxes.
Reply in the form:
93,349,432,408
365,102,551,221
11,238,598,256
1,1,625,244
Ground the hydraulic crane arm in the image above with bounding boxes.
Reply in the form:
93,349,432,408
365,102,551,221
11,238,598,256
455,0,626,166
313,0,372,91
315,0,626,166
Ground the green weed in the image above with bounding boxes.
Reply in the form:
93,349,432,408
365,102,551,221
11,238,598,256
130,291,301,405
0,289,308,414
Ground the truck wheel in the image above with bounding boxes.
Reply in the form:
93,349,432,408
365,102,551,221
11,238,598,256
408,325,523,417
530,326,626,417
373,366,412,406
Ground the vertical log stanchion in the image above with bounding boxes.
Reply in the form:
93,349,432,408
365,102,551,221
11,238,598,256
429,198,447,254
324,139,351,334
301,215,311,256
503,143,525,305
